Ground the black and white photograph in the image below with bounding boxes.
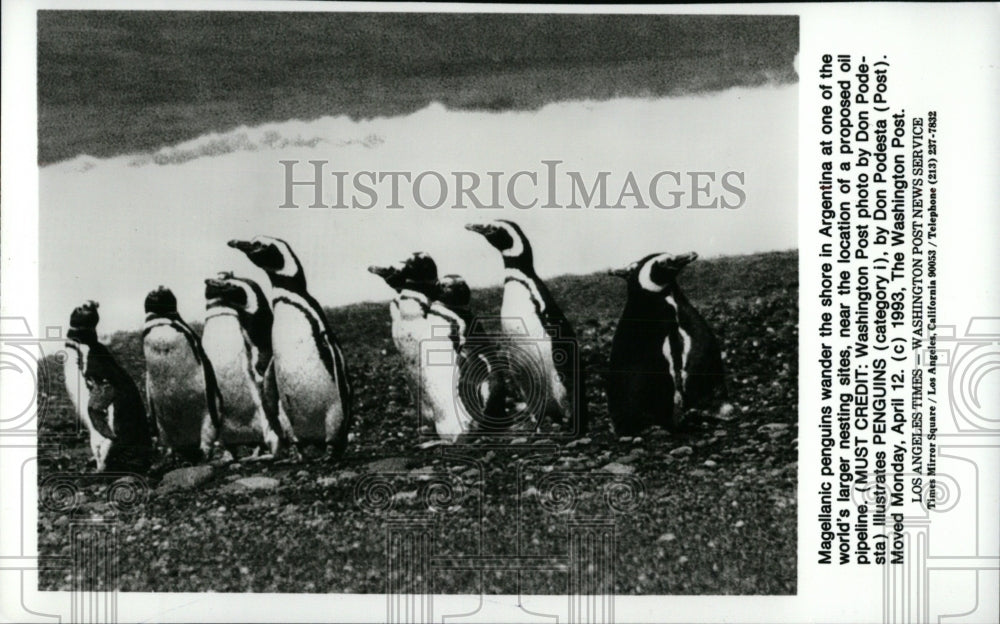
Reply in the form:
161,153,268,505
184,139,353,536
30,10,802,601
5,2,1000,623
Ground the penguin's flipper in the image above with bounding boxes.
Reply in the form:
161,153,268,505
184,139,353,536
144,373,158,432
88,403,116,440
260,360,287,441
201,356,223,432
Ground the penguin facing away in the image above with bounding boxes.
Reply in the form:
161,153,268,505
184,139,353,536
228,236,352,455
202,272,285,457
142,286,221,463
607,252,726,434
65,300,152,472
465,220,587,435
85,346,154,474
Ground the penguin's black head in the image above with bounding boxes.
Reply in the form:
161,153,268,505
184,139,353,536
437,274,471,308
465,220,533,265
401,252,438,286
397,252,439,297
611,252,698,293
69,300,100,330
228,236,303,284
205,271,250,310
145,286,178,317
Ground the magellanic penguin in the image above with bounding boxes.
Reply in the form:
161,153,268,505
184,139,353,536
202,272,285,457
369,253,475,442
229,236,352,456
434,274,509,433
465,220,587,435
142,286,221,463
65,301,152,472
607,252,727,434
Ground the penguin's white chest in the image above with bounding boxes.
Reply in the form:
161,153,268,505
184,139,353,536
501,280,561,404
501,280,547,339
391,296,429,369
203,314,261,438
143,325,209,446
271,300,339,441
63,341,92,426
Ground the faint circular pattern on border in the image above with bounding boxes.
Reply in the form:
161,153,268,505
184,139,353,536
354,474,396,515
919,473,960,513
603,477,645,514
106,475,150,514
421,477,465,513
40,475,81,513
551,347,569,367
537,474,578,515
949,343,1000,431
850,480,878,509
0,348,39,428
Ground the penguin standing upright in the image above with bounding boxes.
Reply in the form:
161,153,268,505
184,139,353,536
202,272,284,457
369,253,474,441
466,220,587,435
65,301,152,472
607,252,726,434
228,236,352,456
434,274,508,433
142,286,221,463
64,301,108,466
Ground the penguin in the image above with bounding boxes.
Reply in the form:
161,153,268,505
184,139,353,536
64,301,152,472
64,301,108,466
85,348,154,474
228,236,352,456
202,272,285,458
369,253,475,441
465,220,587,435
606,252,726,434
434,274,509,433
142,286,221,463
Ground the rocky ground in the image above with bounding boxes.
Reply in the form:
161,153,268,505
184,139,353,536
37,250,798,594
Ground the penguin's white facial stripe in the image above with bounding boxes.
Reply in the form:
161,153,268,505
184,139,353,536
499,222,524,258
234,281,259,315
638,253,671,292
268,239,300,278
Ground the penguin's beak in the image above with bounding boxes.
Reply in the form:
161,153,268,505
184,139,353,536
465,223,490,235
367,265,397,279
228,239,253,253
675,252,699,267
607,266,629,279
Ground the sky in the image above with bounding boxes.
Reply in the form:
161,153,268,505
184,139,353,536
40,84,797,333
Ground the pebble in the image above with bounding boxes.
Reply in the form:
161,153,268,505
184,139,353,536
669,446,693,458
392,490,418,502
758,423,790,434
510,437,528,445
157,466,215,492
600,462,635,475
704,460,718,468
657,533,676,542
234,476,280,491
566,437,591,448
